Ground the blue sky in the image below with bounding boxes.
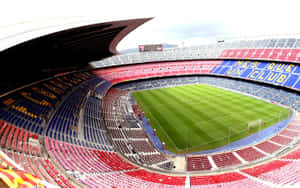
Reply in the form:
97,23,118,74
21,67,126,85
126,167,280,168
1,0,300,51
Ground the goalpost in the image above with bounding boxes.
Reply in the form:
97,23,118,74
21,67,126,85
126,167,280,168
248,119,262,133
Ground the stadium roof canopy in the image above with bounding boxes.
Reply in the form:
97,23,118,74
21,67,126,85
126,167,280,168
0,17,151,93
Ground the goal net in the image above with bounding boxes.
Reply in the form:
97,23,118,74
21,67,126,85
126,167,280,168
248,119,262,132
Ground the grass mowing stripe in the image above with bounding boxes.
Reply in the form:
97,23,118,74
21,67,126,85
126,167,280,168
157,89,216,146
132,84,291,153
172,86,247,134
170,87,238,137
150,89,211,149
133,91,181,150
143,88,208,149
147,89,192,149
192,85,286,123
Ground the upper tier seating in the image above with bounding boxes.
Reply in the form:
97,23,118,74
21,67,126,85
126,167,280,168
211,60,300,92
0,72,93,135
82,81,112,148
94,59,300,93
221,48,300,63
0,61,300,187
94,61,221,84
46,77,98,140
91,38,300,70
45,75,113,150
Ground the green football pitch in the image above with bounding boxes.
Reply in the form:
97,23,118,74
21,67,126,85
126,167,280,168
132,84,291,154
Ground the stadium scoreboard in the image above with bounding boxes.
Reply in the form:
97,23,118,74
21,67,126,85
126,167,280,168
138,44,163,52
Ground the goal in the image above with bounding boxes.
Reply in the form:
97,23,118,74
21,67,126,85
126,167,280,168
248,119,262,132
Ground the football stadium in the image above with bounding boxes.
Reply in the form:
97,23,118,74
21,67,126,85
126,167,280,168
1,1,300,188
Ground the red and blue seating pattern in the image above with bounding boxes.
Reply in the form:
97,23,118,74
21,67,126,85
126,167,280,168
0,57,300,187
0,72,93,136
93,60,222,84
94,59,300,93
0,120,76,187
211,60,300,90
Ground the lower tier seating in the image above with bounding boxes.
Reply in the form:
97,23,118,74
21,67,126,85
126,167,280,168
235,147,266,162
281,147,300,159
280,129,300,138
255,141,282,154
1,148,75,188
0,122,40,157
139,153,168,165
211,153,241,168
190,172,246,185
125,169,186,185
190,176,270,188
187,156,212,171
79,171,185,188
241,160,300,185
270,135,292,145
46,137,137,174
